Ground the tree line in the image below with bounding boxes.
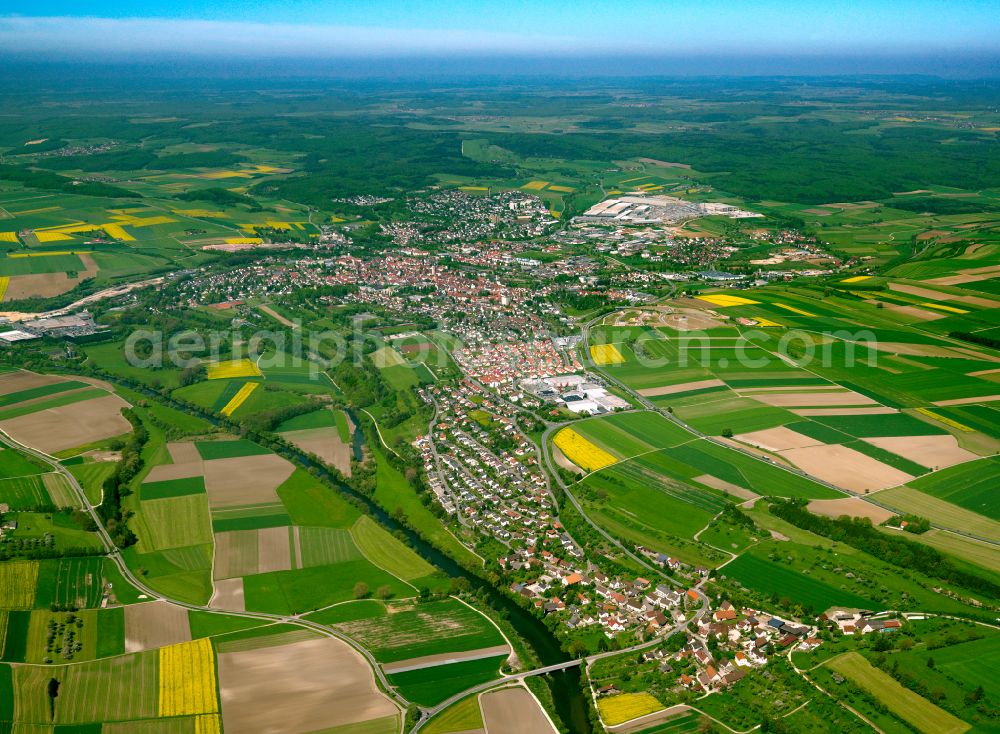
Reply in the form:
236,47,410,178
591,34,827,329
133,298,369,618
768,500,1000,602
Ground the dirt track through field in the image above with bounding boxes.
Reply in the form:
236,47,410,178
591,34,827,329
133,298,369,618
480,686,556,734
218,636,397,733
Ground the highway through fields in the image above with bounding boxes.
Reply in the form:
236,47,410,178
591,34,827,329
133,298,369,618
0,428,413,712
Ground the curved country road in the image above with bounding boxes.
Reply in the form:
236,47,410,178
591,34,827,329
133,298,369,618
0,428,412,713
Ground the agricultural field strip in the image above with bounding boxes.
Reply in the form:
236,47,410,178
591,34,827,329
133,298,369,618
821,651,971,734
583,317,996,524
0,428,418,712
567,437,702,484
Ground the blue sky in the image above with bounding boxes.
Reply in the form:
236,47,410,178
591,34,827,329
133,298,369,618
0,1,997,63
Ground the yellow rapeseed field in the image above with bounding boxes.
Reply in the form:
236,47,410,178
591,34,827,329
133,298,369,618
264,220,306,230
158,638,219,717
773,302,816,317
224,237,263,245
0,232,18,243
753,317,783,327
202,170,253,179
915,408,973,432
554,428,617,473
597,693,664,726
8,250,78,258
0,277,9,301
841,275,872,283
102,223,136,241
548,185,574,193
522,180,549,190
34,232,74,243
206,358,262,380
920,302,968,314
590,343,625,365
174,209,228,218
695,293,760,307
221,381,259,416
194,714,222,734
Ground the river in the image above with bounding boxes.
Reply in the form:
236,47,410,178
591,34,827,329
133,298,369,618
101,376,591,732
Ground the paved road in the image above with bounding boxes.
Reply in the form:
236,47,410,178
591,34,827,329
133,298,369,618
413,589,711,730
0,429,412,712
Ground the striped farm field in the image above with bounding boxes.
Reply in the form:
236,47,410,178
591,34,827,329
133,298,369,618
0,561,38,609
351,515,435,581
0,276,8,300
553,428,618,473
158,638,219,716
195,714,223,734
0,232,18,243
33,557,106,609
103,717,217,734
906,458,1000,520
773,302,816,317
876,486,1000,541
333,598,506,664
0,475,51,509
205,358,262,381
590,343,625,365
724,553,875,611
827,652,969,734
12,651,159,723
597,692,664,726
574,411,692,456
220,381,259,416
298,526,363,567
